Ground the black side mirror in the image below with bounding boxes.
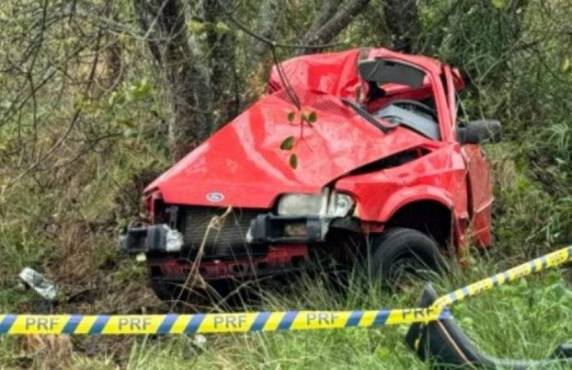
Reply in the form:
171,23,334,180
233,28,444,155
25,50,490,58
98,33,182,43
457,120,501,144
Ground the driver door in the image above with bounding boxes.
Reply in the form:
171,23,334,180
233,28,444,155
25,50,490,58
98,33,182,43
445,67,493,248
462,145,493,247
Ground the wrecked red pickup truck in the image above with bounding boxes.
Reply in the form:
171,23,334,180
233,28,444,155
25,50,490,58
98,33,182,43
121,48,501,300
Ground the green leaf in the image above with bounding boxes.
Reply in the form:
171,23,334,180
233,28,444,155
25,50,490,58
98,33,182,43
280,136,295,150
307,111,317,123
186,20,206,34
376,347,391,359
215,21,231,34
289,153,298,169
287,111,296,122
562,58,571,73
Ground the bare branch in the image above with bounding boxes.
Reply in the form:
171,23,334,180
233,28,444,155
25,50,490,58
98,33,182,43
227,12,345,50
304,0,339,41
298,0,370,55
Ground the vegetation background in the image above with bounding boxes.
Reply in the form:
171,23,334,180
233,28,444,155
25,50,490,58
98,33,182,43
0,0,571,368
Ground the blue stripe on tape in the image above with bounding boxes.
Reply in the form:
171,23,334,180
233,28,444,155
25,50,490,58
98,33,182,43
89,315,110,335
346,311,363,327
157,314,177,334
278,311,297,330
185,314,205,334
491,275,499,286
0,314,16,334
540,256,548,269
441,309,452,319
461,287,470,297
251,312,271,332
529,261,537,273
502,272,510,282
63,315,82,334
448,293,456,302
373,310,389,326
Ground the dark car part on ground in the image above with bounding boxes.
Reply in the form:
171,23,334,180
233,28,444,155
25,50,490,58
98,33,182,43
406,284,572,370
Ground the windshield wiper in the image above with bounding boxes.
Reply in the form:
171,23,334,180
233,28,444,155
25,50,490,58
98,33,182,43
342,98,398,133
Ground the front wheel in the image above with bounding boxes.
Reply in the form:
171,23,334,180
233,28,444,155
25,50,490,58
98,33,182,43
368,228,449,288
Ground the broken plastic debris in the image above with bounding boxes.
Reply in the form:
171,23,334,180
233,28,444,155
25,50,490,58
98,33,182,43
136,253,147,262
19,267,58,301
193,334,207,348
164,225,184,252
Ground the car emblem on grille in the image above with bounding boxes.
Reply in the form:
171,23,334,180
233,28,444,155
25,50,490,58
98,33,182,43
206,192,224,203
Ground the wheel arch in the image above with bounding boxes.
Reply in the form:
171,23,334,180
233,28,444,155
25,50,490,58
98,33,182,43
383,197,454,252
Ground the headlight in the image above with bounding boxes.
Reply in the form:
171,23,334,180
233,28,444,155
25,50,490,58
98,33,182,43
277,190,354,217
327,192,354,217
277,193,324,216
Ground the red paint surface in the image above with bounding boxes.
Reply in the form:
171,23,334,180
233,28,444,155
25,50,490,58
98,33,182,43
145,47,493,252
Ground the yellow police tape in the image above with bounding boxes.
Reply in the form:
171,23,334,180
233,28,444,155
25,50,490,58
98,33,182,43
0,246,569,335
0,308,447,335
431,245,572,310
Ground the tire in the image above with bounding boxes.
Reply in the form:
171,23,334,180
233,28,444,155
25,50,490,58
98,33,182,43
368,227,448,288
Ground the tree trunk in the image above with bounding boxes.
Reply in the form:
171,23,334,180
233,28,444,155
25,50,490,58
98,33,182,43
248,0,281,69
102,0,123,90
202,0,239,126
299,0,370,55
382,0,421,53
134,0,213,160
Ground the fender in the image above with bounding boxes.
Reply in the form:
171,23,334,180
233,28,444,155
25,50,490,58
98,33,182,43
371,185,455,223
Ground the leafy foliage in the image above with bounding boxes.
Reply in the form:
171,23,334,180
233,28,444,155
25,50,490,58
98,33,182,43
280,136,295,150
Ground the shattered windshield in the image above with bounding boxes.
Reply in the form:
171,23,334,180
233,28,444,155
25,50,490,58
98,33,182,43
355,59,440,140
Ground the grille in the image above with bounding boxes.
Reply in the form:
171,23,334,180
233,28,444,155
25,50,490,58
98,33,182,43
178,207,259,256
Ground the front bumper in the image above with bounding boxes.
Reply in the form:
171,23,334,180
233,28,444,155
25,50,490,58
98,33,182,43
249,214,330,244
120,214,333,255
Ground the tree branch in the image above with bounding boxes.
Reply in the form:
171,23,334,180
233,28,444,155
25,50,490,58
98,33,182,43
304,0,339,42
298,0,370,55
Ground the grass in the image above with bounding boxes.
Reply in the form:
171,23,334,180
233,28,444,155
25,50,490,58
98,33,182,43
0,251,570,370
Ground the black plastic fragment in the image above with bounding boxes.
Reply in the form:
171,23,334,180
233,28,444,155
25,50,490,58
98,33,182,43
405,284,572,370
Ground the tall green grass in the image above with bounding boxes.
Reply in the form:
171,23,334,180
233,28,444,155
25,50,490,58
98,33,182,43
1,255,569,369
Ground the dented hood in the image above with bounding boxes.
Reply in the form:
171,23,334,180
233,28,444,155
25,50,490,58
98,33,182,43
146,89,431,208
